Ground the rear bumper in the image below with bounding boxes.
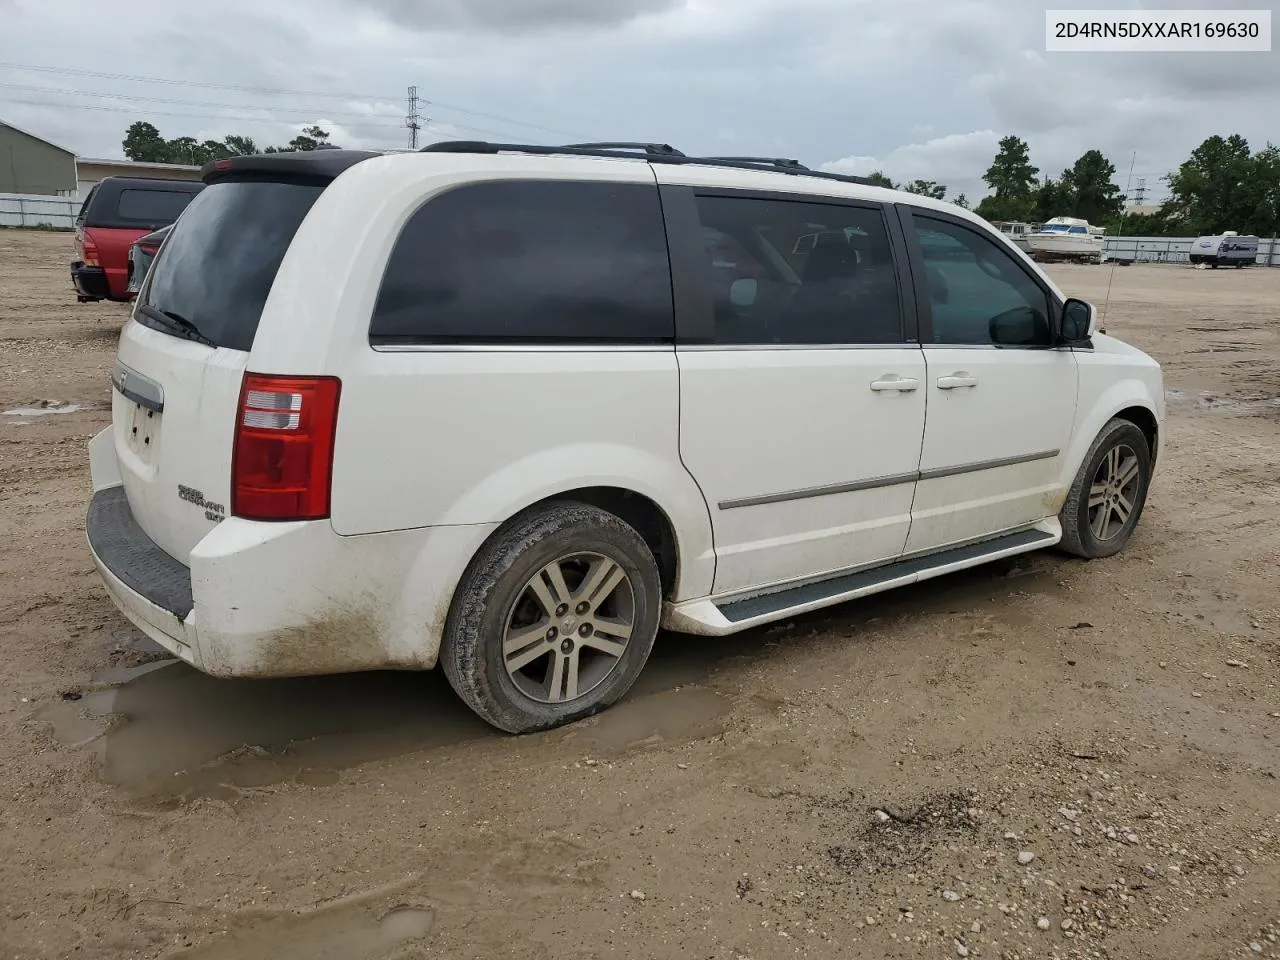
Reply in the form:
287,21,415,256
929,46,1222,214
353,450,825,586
87,487,203,668
85,427,498,679
70,262,110,302
87,487,193,617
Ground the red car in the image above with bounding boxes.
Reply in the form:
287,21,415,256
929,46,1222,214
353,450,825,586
70,176,204,302
125,224,171,297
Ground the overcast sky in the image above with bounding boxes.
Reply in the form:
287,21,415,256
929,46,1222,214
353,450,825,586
3,0,1278,202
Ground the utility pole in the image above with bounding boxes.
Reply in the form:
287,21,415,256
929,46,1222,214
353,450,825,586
406,85,423,150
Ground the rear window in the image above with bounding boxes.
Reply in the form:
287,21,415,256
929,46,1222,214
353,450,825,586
139,181,323,351
369,180,674,344
116,188,197,225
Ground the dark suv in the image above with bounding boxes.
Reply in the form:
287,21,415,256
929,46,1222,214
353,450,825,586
70,177,203,302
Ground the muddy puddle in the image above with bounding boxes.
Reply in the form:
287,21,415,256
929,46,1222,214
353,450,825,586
3,401,85,418
174,892,434,960
33,553,1074,801
1166,386,1280,414
35,629,746,801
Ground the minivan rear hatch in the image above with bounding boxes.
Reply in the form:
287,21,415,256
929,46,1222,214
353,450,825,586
111,151,378,562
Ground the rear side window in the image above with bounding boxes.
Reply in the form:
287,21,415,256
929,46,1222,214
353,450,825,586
140,181,323,352
692,195,903,345
116,188,197,225
370,180,674,344
74,185,98,227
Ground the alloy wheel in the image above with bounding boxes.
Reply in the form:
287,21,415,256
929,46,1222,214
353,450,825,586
501,552,636,703
1087,443,1141,542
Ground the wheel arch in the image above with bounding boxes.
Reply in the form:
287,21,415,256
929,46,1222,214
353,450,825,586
1112,404,1159,465
426,445,717,603
1060,382,1162,489
541,486,681,600
392,484,694,671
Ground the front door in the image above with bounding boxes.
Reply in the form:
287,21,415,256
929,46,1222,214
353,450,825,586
902,209,1079,555
660,179,928,597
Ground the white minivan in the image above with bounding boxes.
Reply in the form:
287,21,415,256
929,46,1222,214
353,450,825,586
86,142,1165,733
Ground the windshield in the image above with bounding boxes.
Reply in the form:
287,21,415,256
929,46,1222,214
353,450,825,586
139,180,323,352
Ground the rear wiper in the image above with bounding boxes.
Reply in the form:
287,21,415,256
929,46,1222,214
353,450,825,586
139,305,215,347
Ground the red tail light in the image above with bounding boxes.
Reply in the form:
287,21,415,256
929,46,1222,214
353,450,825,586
231,374,341,521
80,231,100,267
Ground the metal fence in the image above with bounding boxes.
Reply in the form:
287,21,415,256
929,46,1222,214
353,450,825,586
0,193,78,230
1103,235,1280,265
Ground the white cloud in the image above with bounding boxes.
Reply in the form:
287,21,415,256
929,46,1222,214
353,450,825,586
0,0,1276,208
822,131,1002,199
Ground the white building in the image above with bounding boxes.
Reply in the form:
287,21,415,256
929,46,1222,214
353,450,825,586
74,157,202,202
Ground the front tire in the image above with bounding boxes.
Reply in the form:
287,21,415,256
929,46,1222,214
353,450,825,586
440,501,662,734
1058,418,1152,559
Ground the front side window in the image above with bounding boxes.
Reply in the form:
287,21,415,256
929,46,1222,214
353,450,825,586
911,214,1052,347
691,195,903,345
370,180,675,344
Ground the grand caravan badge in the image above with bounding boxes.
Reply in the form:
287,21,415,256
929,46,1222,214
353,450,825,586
178,484,226,523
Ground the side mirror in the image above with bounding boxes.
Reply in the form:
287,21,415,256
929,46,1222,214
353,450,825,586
729,278,758,308
1060,298,1097,343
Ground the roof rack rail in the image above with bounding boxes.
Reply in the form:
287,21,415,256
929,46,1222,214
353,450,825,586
417,140,879,188
561,142,685,156
420,140,683,157
703,156,810,171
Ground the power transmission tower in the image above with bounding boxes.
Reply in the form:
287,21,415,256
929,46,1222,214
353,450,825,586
1133,177,1147,206
406,85,423,149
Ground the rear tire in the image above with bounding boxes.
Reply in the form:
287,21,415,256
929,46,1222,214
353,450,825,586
440,501,662,734
1058,418,1152,559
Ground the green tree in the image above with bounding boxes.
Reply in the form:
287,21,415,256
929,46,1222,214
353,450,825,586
1239,142,1280,238
904,179,947,199
166,136,201,165
865,170,897,189
1164,134,1255,234
222,134,259,156
286,125,333,151
1117,207,1179,237
200,139,234,162
952,193,969,209
982,135,1039,201
1061,149,1124,223
974,193,1033,223
1031,177,1076,223
122,124,263,165
122,121,172,162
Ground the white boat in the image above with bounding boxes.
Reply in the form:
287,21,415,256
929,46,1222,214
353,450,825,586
991,220,1037,254
1024,216,1105,263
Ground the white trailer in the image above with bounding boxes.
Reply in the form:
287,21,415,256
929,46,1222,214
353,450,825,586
1189,231,1259,268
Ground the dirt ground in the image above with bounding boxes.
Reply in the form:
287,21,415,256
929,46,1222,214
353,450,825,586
1,229,1277,960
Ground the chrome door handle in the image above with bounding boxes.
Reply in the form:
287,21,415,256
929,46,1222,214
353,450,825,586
937,375,978,389
870,377,920,392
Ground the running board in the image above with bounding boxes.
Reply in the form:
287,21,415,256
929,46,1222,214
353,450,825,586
662,524,1060,637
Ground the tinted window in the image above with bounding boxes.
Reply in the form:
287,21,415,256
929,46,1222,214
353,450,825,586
117,188,198,225
913,215,1051,346
75,185,98,227
141,181,323,351
370,181,674,344
692,195,903,345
